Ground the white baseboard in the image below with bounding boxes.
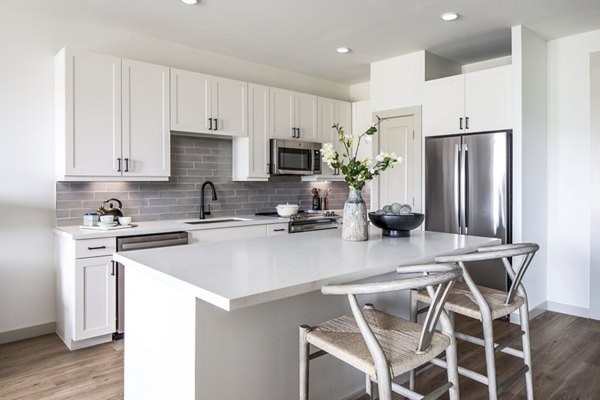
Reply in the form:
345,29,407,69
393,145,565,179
546,301,590,318
0,322,56,345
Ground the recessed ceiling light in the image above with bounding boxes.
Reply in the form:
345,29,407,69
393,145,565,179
441,12,459,21
336,47,351,54
180,0,198,5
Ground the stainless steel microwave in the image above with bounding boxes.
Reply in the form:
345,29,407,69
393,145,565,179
269,139,322,175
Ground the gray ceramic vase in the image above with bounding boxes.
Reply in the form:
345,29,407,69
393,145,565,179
342,189,368,241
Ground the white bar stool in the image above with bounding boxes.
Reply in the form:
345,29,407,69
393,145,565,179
410,243,539,400
299,263,462,400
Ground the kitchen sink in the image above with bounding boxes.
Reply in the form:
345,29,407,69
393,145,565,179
184,218,251,225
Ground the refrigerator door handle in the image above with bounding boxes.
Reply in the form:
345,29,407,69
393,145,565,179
459,143,468,235
463,144,469,234
455,143,462,234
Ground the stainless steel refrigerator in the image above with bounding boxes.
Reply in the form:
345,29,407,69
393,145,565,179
425,131,512,291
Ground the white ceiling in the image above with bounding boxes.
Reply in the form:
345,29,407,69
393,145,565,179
13,0,600,84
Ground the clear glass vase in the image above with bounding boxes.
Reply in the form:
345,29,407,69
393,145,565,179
342,188,368,241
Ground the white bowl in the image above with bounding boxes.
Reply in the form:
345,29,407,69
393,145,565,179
100,215,115,223
276,204,299,217
118,216,132,226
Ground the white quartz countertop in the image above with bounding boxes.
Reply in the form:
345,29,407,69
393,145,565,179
113,229,499,311
54,215,288,239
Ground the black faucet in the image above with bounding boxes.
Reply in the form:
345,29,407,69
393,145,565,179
200,181,218,219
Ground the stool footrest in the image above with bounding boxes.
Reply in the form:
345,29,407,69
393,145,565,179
309,349,327,360
455,331,524,358
430,357,489,385
495,331,525,353
498,365,529,395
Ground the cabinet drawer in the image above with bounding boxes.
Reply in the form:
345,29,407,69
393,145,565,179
266,223,289,236
76,238,117,259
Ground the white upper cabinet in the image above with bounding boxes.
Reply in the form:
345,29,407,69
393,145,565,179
423,65,512,136
464,67,512,132
270,88,318,141
295,92,319,141
170,69,211,133
122,59,170,178
233,84,270,181
57,49,122,178
212,77,248,137
423,74,465,135
55,48,170,181
310,97,352,181
170,68,247,137
270,87,295,140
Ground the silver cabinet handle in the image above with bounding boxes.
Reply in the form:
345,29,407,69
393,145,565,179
465,116,470,130
214,118,218,131
209,118,213,130
124,158,129,172
111,260,116,276
459,117,463,130
117,158,122,172
88,246,106,250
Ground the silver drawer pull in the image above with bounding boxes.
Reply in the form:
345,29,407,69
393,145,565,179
87,246,107,250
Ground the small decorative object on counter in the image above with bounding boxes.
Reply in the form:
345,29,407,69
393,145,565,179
321,118,401,241
370,203,424,237
82,212,98,227
311,188,321,210
97,198,124,219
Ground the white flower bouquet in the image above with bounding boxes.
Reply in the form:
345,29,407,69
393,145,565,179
321,121,401,190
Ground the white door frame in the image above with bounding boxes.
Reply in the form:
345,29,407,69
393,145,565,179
370,106,423,212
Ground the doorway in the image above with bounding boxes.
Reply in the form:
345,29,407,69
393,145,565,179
371,107,423,212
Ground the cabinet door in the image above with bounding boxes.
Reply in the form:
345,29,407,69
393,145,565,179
75,256,116,340
270,87,295,139
122,59,170,178
423,74,465,136
317,97,339,179
212,77,248,137
295,92,319,141
64,49,122,177
248,84,270,178
188,225,266,244
170,68,211,133
465,66,512,132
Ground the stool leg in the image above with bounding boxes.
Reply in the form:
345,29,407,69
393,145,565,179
365,374,374,399
519,303,534,400
441,311,460,400
482,313,498,400
409,290,418,391
299,325,310,400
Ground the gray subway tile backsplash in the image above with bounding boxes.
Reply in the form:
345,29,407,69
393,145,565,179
55,135,369,226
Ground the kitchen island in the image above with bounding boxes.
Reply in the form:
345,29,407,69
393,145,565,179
114,229,498,400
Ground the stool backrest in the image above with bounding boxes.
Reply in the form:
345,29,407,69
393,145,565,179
436,243,540,305
322,263,462,364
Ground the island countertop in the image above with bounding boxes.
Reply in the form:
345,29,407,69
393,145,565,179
114,229,499,311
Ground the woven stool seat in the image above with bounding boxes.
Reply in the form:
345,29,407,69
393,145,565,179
305,308,451,378
414,281,524,321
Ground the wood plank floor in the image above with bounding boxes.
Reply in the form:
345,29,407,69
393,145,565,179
0,311,598,399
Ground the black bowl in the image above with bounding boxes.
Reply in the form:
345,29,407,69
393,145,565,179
368,212,425,237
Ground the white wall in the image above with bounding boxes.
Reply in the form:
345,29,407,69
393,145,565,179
546,28,600,315
0,2,349,337
370,51,425,112
349,82,370,102
511,26,548,311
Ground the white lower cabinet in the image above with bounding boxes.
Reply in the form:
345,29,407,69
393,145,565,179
75,256,116,340
56,235,117,350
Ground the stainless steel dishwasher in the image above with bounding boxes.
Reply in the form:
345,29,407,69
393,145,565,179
114,232,189,339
